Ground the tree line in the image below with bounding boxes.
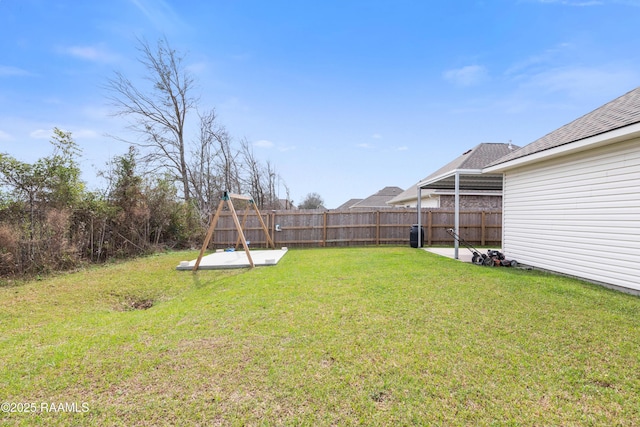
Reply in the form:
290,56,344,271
0,38,291,278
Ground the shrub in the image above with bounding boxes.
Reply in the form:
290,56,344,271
0,223,20,276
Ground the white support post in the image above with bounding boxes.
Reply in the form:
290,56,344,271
454,172,460,259
417,186,422,247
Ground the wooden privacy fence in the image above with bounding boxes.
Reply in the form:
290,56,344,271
203,209,502,249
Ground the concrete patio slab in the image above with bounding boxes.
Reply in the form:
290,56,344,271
176,248,289,270
423,247,501,263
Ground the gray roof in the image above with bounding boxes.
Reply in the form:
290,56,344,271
334,198,363,210
350,186,404,209
418,142,519,190
488,86,640,167
425,142,519,179
387,187,434,205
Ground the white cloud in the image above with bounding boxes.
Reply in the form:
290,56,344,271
219,97,250,113
186,61,208,74
443,65,489,87
82,105,111,121
536,0,605,7
58,45,120,63
129,0,188,32
252,139,296,151
30,129,50,139
254,139,274,148
505,43,573,76
357,143,373,149
0,65,32,77
493,62,640,114
396,146,409,151
532,0,603,5
372,133,383,139
71,129,100,139
521,65,638,99
532,0,640,6
277,144,296,152
0,130,13,141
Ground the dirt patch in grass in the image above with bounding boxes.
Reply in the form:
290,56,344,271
110,292,156,311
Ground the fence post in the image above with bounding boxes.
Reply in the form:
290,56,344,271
270,211,275,247
481,211,486,246
427,210,432,246
323,211,327,247
376,211,380,245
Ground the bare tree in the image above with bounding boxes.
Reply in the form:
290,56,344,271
237,138,290,209
188,109,218,215
281,181,294,209
105,37,196,202
239,138,266,207
188,108,242,216
214,127,241,195
105,36,289,214
264,160,279,209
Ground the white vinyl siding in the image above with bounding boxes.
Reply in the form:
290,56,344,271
502,138,640,291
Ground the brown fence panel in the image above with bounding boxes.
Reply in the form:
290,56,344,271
273,211,324,247
202,208,502,249
429,211,452,245
325,210,377,246
207,210,272,248
378,210,417,245
482,211,503,245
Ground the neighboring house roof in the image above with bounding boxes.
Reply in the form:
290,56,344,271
334,198,363,210
387,187,435,206
417,142,519,190
349,186,404,209
487,86,640,168
277,199,297,210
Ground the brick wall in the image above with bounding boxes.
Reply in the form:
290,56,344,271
439,195,502,210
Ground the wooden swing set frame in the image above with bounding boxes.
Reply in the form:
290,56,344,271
193,192,275,271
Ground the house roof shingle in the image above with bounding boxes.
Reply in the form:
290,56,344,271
387,185,438,206
418,142,519,187
349,186,404,209
488,86,640,167
388,143,518,204
424,142,519,180
334,198,363,210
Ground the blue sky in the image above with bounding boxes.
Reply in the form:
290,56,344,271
1,0,639,208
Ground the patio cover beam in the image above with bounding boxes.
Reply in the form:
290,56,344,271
416,169,503,257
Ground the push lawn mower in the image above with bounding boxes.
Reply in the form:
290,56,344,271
446,228,518,267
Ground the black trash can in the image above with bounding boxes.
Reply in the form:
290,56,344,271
410,224,424,248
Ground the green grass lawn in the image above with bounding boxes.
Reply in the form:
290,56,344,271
1,247,639,426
